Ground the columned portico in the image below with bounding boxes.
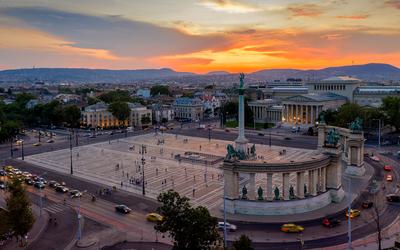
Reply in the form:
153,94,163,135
266,173,273,200
248,173,256,200
282,173,290,200
296,171,305,198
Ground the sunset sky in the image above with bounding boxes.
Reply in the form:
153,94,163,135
1,0,400,73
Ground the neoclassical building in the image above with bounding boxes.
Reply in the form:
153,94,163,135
248,99,283,124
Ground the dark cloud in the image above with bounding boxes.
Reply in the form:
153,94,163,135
0,7,229,57
286,3,323,17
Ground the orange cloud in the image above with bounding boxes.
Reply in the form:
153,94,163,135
385,0,400,9
335,15,369,20
287,4,323,17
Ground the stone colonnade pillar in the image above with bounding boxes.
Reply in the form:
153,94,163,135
223,170,239,199
248,173,256,200
296,171,305,198
282,173,290,200
312,169,318,195
321,167,327,192
266,173,273,200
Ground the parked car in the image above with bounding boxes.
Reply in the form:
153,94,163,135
258,133,264,136
37,177,47,184
281,224,304,233
115,205,131,214
386,194,400,203
383,165,392,171
55,186,69,193
217,222,237,232
33,142,41,146
322,217,341,228
0,181,6,189
46,139,54,143
370,156,380,162
34,181,45,189
48,181,60,188
0,170,6,176
146,213,164,222
3,166,14,172
362,200,374,209
70,190,82,198
24,178,34,185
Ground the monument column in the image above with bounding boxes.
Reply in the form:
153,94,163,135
290,104,294,124
266,173,273,200
235,73,249,152
300,105,304,124
305,105,309,124
283,173,290,200
224,170,236,199
248,173,256,200
296,171,305,198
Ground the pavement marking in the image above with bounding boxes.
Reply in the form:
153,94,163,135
43,203,68,214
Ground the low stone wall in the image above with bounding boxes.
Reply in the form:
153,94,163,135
224,188,344,215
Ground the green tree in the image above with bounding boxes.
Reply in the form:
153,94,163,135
108,102,130,127
141,115,151,125
150,85,170,96
381,96,400,131
155,191,220,250
99,90,133,103
5,179,35,242
63,105,81,128
232,235,254,250
0,120,21,143
87,97,101,105
222,98,253,125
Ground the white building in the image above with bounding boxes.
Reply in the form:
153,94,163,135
248,99,283,124
173,97,204,122
151,104,174,123
307,76,363,102
353,86,400,107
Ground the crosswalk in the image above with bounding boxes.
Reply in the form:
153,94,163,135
43,203,68,214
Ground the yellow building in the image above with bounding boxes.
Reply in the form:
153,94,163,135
81,102,152,128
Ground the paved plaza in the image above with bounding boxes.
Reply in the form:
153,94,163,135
23,132,322,210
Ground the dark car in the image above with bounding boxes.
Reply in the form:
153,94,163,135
55,186,69,193
258,133,264,136
322,217,341,228
0,181,6,189
70,190,82,198
362,200,374,208
25,178,34,185
0,170,6,176
115,205,131,214
34,181,45,189
48,181,60,188
386,194,400,203
284,137,292,140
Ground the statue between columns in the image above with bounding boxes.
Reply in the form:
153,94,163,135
349,117,363,134
242,185,248,199
324,128,340,147
274,186,280,200
257,186,263,200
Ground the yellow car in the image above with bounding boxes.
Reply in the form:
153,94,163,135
146,213,164,222
281,224,304,233
346,209,361,219
33,142,41,146
4,166,14,172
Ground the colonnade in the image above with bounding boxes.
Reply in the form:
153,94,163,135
283,104,323,125
251,106,282,123
225,167,328,201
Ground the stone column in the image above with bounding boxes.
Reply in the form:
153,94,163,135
321,167,327,192
224,170,238,199
296,171,305,198
248,173,256,200
283,173,290,200
266,173,273,200
308,170,314,195
300,105,304,124
305,105,309,124
312,169,318,196
311,106,314,125
290,104,293,124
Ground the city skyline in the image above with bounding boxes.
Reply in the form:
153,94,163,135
1,0,400,73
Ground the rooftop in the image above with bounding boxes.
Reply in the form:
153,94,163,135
320,76,362,82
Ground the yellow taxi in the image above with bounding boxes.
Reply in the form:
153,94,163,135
4,166,14,172
146,213,164,222
281,224,304,233
346,209,361,219
33,142,41,146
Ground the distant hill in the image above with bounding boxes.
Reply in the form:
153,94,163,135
0,63,399,84
0,68,194,83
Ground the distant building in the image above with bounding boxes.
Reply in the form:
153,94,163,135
136,89,151,98
81,102,152,128
307,76,363,102
54,94,81,104
151,104,174,123
173,97,204,122
282,93,347,126
263,87,308,100
248,99,283,124
26,99,39,109
353,86,400,107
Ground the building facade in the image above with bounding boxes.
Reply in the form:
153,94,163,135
307,76,363,102
248,99,283,124
173,97,204,122
353,86,400,107
151,104,174,123
81,102,152,128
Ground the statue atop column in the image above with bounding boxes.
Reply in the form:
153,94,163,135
350,117,363,134
235,73,249,158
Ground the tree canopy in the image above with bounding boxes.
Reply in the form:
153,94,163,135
232,235,254,250
99,90,133,103
222,98,254,125
150,85,170,96
108,102,130,127
5,179,35,240
381,96,400,131
63,105,81,128
155,191,220,250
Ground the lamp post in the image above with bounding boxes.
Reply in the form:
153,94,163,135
10,139,13,158
208,126,211,142
77,190,87,242
21,140,24,160
39,172,47,218
347,177,352,249
373,119,382,149
140,145,147,196
69,131,73,175
223,174,227,248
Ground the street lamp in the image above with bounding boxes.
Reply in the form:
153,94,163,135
140,145,147,196
10,139,13,158
208,126,212,142
77,190,87,242
69,131,73,175
21,140,24,160
347,176,352,249
39,172,47,218
223,173,227,248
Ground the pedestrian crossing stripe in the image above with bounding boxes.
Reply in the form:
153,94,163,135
43,204,67,214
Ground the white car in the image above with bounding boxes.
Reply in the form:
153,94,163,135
370,156,380,162
217,222,237,232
